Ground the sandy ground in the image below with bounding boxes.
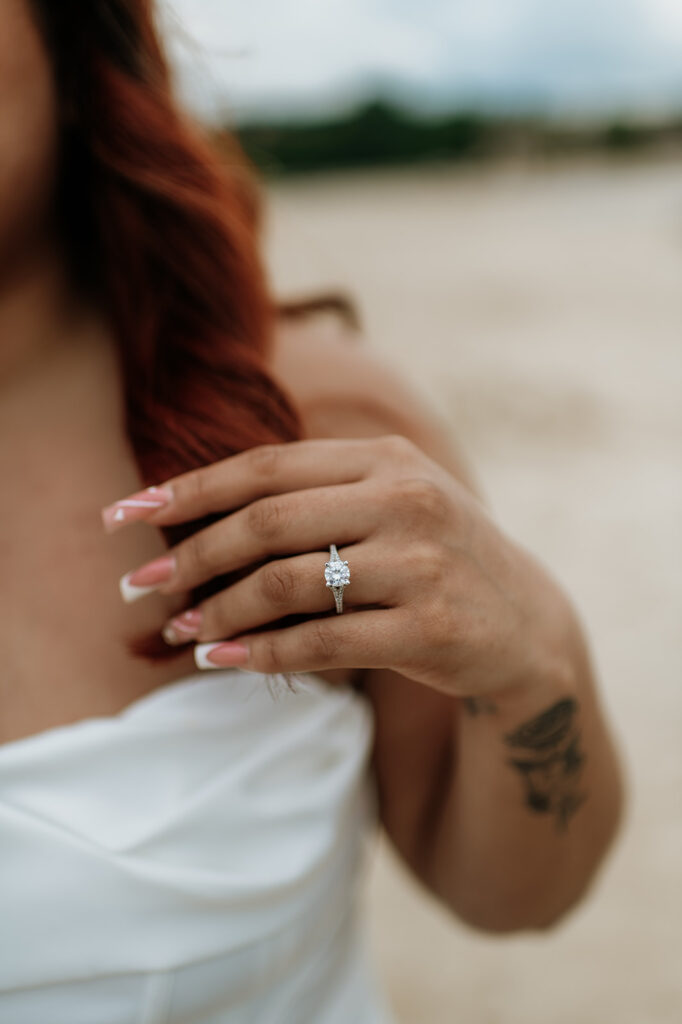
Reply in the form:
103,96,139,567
264,157,682,1024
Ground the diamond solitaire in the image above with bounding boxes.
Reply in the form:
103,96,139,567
324,544,350,613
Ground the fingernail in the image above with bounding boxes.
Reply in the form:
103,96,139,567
162,609,203,646
102,486,174,533
119,554,176,603
194,642,250,670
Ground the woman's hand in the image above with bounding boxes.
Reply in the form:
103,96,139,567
102,435,568,699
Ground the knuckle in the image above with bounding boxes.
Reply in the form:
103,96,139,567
396,477,449,522
247,497,288,541
184,467,211,507
256,632,285,675
259,561,297,607
378,433,417,461
182,530,213,578
308,620,341,663
246,444,282,480
409,539,446,583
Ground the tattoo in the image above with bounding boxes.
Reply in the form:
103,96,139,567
463,696,499,717
504,698,587,831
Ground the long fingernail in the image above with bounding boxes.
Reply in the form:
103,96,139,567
162,609,203,646
194,642,250,670
119,554,176,603
102,486,174,533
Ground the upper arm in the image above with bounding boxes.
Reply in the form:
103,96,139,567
271,315,481,879
271,312,487,503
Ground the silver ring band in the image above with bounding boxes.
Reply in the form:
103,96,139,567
324,543,350,614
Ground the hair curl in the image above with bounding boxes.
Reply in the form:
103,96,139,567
32,0,311,660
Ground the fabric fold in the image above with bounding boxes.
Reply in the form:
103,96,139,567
1,668,383,1017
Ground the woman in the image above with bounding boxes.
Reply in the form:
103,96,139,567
1,1,625,1021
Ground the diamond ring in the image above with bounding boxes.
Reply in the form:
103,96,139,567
324,544,350,614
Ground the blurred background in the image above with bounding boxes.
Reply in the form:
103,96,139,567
162,3,681,1021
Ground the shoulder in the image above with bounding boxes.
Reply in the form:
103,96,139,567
269,311,486,501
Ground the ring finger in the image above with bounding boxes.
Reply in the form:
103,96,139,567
162,542,396,645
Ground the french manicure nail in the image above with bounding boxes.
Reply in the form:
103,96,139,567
194,642,250,670
162,609,203,646
102,486,174,533
119,554,176,603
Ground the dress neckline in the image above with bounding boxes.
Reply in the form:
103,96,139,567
0,668,343,761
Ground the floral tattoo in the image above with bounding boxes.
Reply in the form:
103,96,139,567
504,698,587,831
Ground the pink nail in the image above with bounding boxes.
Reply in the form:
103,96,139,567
162,609,203,646
119,554,176,603
194,642,250,670
102,486,174,532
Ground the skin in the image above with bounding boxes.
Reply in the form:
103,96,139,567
1,0,625,933
0,0,200,740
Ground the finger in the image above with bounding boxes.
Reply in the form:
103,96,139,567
123,479,389,600
163,543,398,645
103,436,399,532
194,608,409,675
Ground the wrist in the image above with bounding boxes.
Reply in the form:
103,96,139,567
486,569,584,721
482,654,578,726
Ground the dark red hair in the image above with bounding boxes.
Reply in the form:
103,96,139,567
32,0,308,659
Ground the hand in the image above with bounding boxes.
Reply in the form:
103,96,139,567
102,435,566,698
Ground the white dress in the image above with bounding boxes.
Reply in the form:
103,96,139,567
0,669,397,1023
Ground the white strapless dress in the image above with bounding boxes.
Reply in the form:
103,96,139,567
0,669,397,1023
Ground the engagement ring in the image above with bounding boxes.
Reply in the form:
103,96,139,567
324,544,350,614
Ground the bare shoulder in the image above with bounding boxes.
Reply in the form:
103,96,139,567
270,311,486,502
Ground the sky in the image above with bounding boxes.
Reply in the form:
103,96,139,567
160,0,682,123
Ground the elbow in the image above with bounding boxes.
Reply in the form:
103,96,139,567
448,801,627,937
428,741,628,937
449,894,579,937
448,877,594,937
